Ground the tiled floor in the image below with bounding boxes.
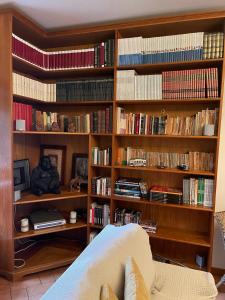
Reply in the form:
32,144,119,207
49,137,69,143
0,267,225,300
0,266,67,300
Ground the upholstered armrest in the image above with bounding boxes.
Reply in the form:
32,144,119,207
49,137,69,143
151,261,217,300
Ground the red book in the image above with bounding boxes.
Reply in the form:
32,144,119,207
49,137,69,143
77,51,82,68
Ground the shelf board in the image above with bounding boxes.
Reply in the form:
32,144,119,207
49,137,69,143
13,55,114,79
89,194,111,199
116,98,221,105
13,94,113,106
13,130,89,136
14,190,88,205
91,133,113,136
14,221,87,240
14,239,84,277
115,134,218,139
114,165,215,176
112,195,213,212
89,224,104,229
91,164,112,168
148,226,210,247
117,58,223,73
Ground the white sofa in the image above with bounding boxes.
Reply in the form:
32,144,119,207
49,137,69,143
41,224,218,300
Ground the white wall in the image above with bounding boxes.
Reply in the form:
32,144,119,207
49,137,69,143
212,82,225,268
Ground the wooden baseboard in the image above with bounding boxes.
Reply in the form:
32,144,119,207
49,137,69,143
211,267,225,276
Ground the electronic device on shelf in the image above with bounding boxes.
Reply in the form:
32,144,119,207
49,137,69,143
29,209,66,230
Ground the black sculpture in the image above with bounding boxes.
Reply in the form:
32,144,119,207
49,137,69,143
31,156,60,196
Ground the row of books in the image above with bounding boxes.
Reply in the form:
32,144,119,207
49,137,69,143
114,208,141,225
56,79,114,101
91,107,113,134
13,73,56,102
118,32,224,65
91,177,111,196
12,34,114,69
117,147,214,172
114,178,145,199
183,177,214,207
116,108,218,136
149,185,183,204
116,68,219,100
92,147,112,166
89,203,110,226
117,71,162,100
162,68,218,99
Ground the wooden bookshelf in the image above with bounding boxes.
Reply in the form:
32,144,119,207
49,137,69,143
0,8,224,280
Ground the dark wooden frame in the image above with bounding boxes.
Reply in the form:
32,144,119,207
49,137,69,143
13,159,30,191
40,145,66,185
71,153,88,183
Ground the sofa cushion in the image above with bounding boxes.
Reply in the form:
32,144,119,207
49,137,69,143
124,256,151,300
100,284,118,300
41,224,155,300
151,261,217,300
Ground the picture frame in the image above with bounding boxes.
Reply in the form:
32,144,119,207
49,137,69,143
71,153,88,184
40,145,66,184
13,159,30,191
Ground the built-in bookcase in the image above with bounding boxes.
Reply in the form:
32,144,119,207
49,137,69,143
0,8,225,280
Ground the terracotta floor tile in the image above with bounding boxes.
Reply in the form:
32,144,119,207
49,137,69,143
0,289,11,300
0,284,11,293
27,294,44,300
38,271,55,284
26,284,48,297
0,277,11,289
11,288,28,300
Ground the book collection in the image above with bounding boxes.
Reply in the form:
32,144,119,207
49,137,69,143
56,79,114,101
90,107,113,134
114,178,145,199
91,177,111,196
92,147,112,166
149,185,183,204
13,73,114,102
13,72,56,102
117,107,218,136
116,68,219,100
117,147,214,172
183,177,214,207
89,203,110,227
114,208,141,225
118,32,224,65
12,34,115,69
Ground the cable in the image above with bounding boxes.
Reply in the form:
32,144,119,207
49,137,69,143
15,241,38,254
14,258,26,269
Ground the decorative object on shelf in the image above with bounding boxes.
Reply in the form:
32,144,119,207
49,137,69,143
40,145,66,184
30,156,60,196
177,164,189,171
21,218,29,232
69,177,87,192
203,124,215,136
129,158,147,167
14,190,21,202
71,153,88,190
195,254,206,268
15,119,25,131
70,211,77,224
13,159,30,191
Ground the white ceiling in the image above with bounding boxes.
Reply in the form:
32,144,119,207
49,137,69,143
1,0,225,30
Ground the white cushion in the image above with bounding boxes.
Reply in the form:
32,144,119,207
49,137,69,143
151,261,217,300
41,224,155,300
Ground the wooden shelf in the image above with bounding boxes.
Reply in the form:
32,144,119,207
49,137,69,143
91,133,113,136
113,195,213,212
13,130,89,136
117,58,223,73
13,94,113,106
89,224,104,229
14,221,87,240
114,165,215,176
14,239,84,277
89,194,111,199
13,55,114,79
116,98,221,105
115,134,218,139
14,190,88,205
91,164,112,168
148,226,211,247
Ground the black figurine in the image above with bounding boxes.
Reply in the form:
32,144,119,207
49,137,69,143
31,156,60,196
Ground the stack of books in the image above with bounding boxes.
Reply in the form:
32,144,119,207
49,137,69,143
118,32,224,65
114,178,142,199
183,177,214,207
117,107,219,136
114,208,141,225
149,185,183,204
13,34,114,69
92,147,112,166
56,79,114,101
90,107,113,133
140,221,157,234
91,177,111,196
89,203,110,226
117,147,214,171
13,73,56,102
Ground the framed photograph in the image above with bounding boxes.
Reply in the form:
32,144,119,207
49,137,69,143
71,153,88,183
40,145,66,184
13,159,30,191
